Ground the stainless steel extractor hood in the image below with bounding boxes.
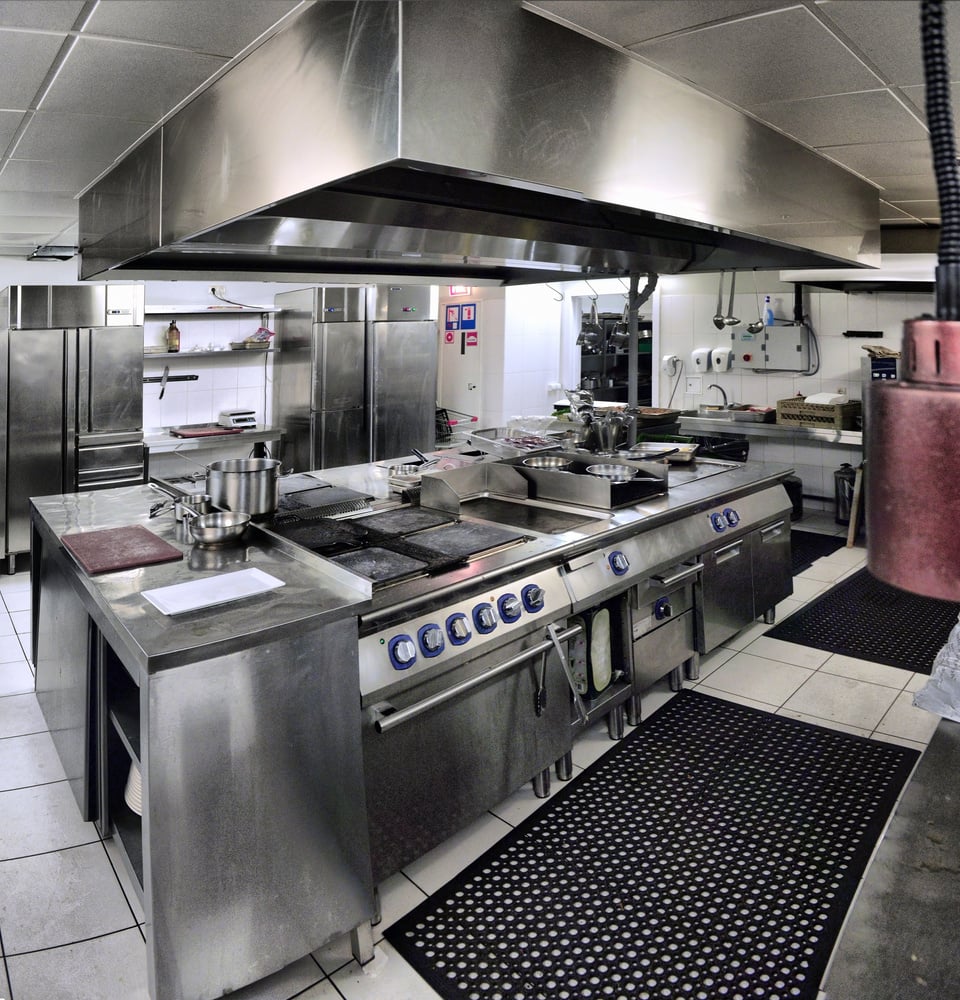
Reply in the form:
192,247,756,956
781,254,936,292
78,1,881,284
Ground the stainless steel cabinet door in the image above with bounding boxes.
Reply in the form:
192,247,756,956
7,328,66,553
313,408,367,469
82,326,143,433
316,321,365,411
752,519,792,617
698,536,755,653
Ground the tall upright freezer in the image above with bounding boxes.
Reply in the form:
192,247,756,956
273,285,438,471
0,284,145,571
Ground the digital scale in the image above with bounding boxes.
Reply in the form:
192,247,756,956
218,408,257,429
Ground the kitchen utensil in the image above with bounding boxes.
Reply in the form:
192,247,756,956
724,269,740,326
713,271,726,329
586,463,637,482
626,444,680,461
747,270,765,334
187,510,251,546
522,455,572,470
206,458,281,517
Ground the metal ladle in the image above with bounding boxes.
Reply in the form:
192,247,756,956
724,269,741,326
713,271,726,329
746,269,765,334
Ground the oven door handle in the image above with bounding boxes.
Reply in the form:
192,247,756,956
546,622,590,726
649,561,704,588
373,623,584,734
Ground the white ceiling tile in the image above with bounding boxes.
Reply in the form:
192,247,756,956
0,108,24,152
872,176,940,201
86,0,299,56
630,7,883,106
822,140,933,180
747,91,927,149
0,29,68,108
0,1,84,31
0,158,105,196
13,111,150,162
528,1,778,47
879,202,920,222
817,0,960,88
0,191,77,216
40,36,226,120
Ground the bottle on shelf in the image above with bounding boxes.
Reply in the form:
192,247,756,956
763,296,775,329
165,319,181,353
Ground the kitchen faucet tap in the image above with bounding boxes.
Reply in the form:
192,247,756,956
707,383,728,407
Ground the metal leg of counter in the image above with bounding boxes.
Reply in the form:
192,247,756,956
683,653,700,682
668,665,684,692
762,607,776,624
556,751,573,781
607,703,626,739
532,766,551,798
626,694,642,727
350,921,375,966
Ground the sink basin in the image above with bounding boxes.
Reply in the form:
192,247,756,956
697,406,733,419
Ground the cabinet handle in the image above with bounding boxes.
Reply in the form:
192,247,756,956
650,562,704,588
760,520,786,541
715,543,742,564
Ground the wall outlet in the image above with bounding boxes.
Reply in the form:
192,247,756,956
685,376,702,394
211,285,226,298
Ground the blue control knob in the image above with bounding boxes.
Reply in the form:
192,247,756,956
654,597,673,621
723,507,740,527
522,583,545,613
609,551,630,575
498,593,522,622
709,512,727,532
418,624,444,657
446,612,471,645
388,635,417,670
473,603,497,634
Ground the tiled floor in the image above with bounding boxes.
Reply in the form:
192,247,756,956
0,512,944,1000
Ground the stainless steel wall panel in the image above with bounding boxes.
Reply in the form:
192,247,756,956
81,326,144,435
160,2,399,246
274,288,320,472
51,285,106,328
14,285,50,329
317,321,365,411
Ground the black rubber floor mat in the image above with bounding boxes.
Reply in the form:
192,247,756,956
766,568,960,674
386,690,919,1000
791,529,846,575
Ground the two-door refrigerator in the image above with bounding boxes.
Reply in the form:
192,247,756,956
0,284,145,571
273,285,438,471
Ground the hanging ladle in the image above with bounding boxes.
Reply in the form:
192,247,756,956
713,271,726,330
724,269,741,326
746,269,765,334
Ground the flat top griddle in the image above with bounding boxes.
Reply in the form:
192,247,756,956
459,497,597,534
351,508,456,536
330,547,428,584
407,520,526,560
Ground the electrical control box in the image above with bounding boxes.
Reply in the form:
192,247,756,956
730,324,809,372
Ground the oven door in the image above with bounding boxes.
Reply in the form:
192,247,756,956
362,626,576,884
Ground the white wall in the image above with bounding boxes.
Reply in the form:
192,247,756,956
655,271,933,498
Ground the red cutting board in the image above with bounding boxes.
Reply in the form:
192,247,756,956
170,425,243,437
62,525,183,575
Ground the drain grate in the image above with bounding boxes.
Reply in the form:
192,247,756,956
766,568,959,673
387,691,918,1000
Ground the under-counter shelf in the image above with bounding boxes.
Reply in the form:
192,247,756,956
145,306,277,315
145,349,273,358
108,690,141,765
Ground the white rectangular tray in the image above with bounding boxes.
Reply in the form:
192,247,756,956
142,567,285,615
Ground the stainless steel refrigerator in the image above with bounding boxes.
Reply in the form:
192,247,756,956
273,284,438,470
0,284,145,570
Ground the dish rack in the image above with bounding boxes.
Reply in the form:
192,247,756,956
776,397,862,430
435,407,477,443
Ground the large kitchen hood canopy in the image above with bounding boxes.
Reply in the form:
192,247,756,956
78,1,881,283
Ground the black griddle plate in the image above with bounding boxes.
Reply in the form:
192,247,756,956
407,520,526,560
351,507,456,536
330,546,428,583
459,496,597,534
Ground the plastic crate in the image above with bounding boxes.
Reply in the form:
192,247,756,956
776,397,861,431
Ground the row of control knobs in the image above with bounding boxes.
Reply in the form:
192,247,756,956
387,583,546,670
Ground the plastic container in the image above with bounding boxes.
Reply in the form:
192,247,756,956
763,295,775,329
835,463,857,524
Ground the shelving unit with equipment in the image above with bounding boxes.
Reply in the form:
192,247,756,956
579,311,653,404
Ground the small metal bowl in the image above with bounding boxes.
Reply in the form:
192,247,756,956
586,463,637,482
188,511,251,547
522,455,572,470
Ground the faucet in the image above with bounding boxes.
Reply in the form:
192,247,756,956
707,383,728,407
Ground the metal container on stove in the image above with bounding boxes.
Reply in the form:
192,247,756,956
206,458,281,516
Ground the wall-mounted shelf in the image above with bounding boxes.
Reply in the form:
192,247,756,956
144,350,273,358
145,306,277,316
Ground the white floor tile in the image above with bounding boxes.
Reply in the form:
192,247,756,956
798,561,849,584
2,588,31,613
330,940,441,1000
719,619,770,651
781,672,900,732
0,657,35,696
489,777,560,826
699,652,815,707
869,732,930,754
694,686,779,714
401,811,512,896
904,672,929,693
743,635,832,670
819,654,912,690
0,730,67,790
0,782,98,861
790,576,829,602
773,596,805,621
569,718,625,770
10,609,31,634
0,842,136,954
0,632,27,664
628,677,680,724
0,691,47,739
691,645,737,681
6,926,150,1000
874,690,942,745
775,708,871,738
102,836,145,925
0,613,16,637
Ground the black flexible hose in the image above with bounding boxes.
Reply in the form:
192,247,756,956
922,1,960,316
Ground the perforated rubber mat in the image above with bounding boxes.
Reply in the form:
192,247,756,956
790,530,846,575
766,568,960,674
386,690,918,1000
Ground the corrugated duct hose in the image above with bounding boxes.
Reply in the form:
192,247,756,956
866,0,960,599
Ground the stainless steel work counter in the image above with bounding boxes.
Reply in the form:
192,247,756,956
680,414,863,447
143,424,284,454
30,483,370,675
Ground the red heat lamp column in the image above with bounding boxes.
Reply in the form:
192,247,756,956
867,318,960,600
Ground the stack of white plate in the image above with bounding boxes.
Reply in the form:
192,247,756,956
124,761,142,816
